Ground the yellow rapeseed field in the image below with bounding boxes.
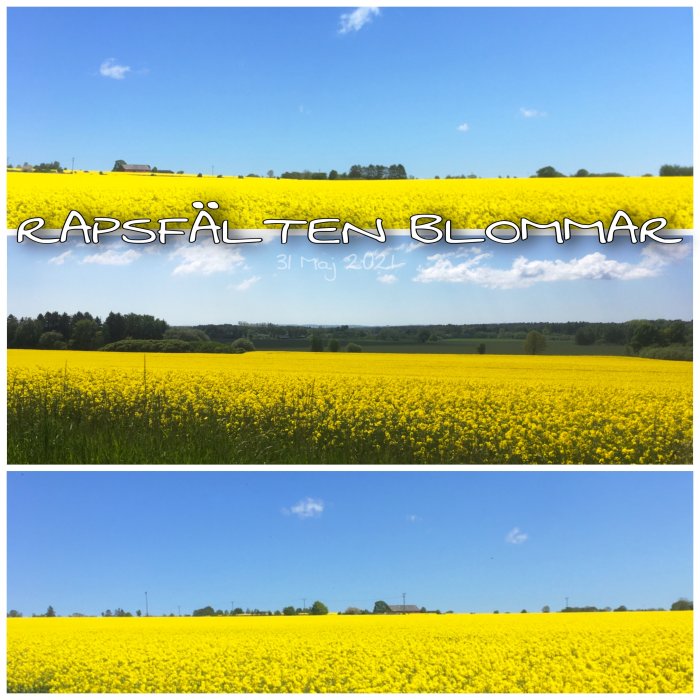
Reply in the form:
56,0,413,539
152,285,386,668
7,350,692,464
6,612,693,693
7,171,693,230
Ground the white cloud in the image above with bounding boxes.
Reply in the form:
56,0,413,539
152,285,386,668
386,241,422,254
234,275,261,291
100,58,131,80
48,250,73,266
82,249,140,266
520,107,546,118
339,7,380,34
170,246,245,276
407,514,422,523
457,123,470,132
377,273,398,284
505,527,528,544
414,249,672,290
283,497,325,519
640,241,691,268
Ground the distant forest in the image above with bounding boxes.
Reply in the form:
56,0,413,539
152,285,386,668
7,312,692,360
9,162,691,180
7,597,693,619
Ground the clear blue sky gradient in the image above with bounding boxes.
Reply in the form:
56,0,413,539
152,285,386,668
8,234,693,325
7,7,692,178
7,472,692,616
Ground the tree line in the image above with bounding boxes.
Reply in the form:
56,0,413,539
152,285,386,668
7,311,168,351
533,164,692,178
8,598,692,618
8,313,691,359
280,163,408,180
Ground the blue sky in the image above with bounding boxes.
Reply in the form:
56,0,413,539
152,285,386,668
7,471,692,616
8,233,692,325
7,7,692,178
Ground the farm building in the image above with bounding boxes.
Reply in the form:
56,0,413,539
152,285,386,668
121,164,151,172
387,604,422,614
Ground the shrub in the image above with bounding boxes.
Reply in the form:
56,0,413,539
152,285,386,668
639,345,692,361
231,338,256,353
37,331,67,350
346,343,362,353
100,339,193,353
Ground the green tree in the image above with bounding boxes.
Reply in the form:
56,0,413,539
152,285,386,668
574,326,596,345
231,337,256,353
573,168,589,177
328,338,340,352
7,314,19,347
417,329,431,343
7,610,22,617
38,330,66,350
14,318,41,348
112,159,127,172
373,600,390,614
104,311,127,343
670,598,693,611
535,165,564,178
46,606,56,617
165,328,210,342
541,605,550,613
661,321,687,345
310,334,324,352
310,600,329,615
282,606,297,616
346,343,362,353
192,606,216,616
630,321,660,351
524,330,547,355
476,343,486,354
70,318,99,350
659,164,692,177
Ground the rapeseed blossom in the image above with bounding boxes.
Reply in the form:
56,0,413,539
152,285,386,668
7,350,692,464
6,612,693,693
7,172,693,229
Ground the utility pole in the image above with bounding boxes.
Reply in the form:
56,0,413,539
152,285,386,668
71,156,75,173
177,605,181,617
402,592,406,613
565,597,569,609
211,165,214,177
145,591,149,617
302,598,306,612
231,601,234,614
